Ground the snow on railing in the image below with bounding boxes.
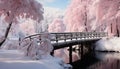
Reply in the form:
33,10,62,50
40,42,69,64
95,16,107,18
50,32,107,43
21,32,107,43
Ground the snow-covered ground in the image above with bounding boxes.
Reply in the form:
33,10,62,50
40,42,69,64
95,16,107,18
0,50,72,69
95,37,120,52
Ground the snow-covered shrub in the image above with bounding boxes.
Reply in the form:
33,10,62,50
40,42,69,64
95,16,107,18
1,38,19,50
20,33,53,59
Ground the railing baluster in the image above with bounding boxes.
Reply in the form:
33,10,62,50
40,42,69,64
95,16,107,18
19,37,21,46
56,33,58,43
39,35,41,44
71,33,72,40
64,33,66,42
76,32,77,40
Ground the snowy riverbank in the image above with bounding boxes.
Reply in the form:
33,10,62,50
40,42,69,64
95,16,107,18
0,50,72,69
95,37,120,52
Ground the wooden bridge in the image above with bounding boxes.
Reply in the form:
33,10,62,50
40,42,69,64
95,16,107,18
21,32,107,63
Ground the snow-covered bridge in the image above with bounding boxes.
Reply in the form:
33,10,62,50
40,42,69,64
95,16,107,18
21,32,107,63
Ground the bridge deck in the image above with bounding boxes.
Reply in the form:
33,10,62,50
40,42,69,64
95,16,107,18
52,38,100,49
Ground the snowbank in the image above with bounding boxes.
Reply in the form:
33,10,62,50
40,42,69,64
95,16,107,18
0,50,72,69
95,37,120,52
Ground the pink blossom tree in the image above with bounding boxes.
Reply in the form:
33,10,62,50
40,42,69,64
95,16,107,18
95,0,120,37
41,7,64,32
0,0,43,47
64,0,89,32
64,0,120,37
48,18,65,32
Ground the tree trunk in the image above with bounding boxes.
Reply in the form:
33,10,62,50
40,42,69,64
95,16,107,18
111,23,112,33
116,19,119,37
84,7,88,32
0,22,12,47
116,26,119,37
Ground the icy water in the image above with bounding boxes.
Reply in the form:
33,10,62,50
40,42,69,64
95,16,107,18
71,51,120,69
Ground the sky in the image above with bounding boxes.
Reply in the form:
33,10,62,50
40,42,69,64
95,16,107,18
38,0,70,10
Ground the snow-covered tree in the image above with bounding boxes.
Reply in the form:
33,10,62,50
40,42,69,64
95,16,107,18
0,0,43,47
95,0,120,37
20,33,53,60
64,0,120,37
19,18,37,36
48,18,65,32
64,0,89,32
35,7,64,33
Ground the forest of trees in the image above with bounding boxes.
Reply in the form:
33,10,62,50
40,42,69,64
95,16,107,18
64,0,120,37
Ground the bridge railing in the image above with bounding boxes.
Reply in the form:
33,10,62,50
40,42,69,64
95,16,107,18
20,32,107,45
50,32,107,42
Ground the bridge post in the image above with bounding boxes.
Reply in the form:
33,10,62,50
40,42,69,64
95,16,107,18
27,36,32,56
19,37,21,46
50,49,54,56
81,43,83,58
78,44,81,56
69,46,72,64
55,34,58,43
90,41,96,51
64,34,66,42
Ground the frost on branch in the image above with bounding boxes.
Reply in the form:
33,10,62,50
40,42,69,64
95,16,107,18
0,0,43,22
40,7,64,32
64,0,89,32
0,0,43,47
20,33,53,60
64,0,120,37
95,0,120,37
48,18,65,33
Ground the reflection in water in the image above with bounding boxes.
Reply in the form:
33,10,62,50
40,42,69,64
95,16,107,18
72,51,120,69
72,52,99,69
95,52,120,60
88,52,120,69
54,47,80,63
88,59,120,69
